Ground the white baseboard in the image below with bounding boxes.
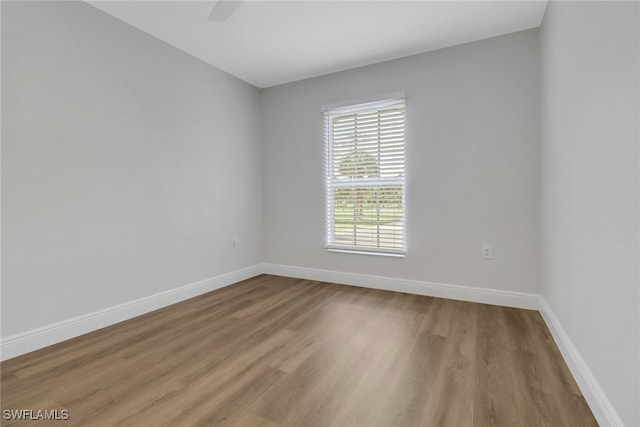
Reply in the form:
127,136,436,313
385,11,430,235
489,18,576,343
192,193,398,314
539,298,623,427
1,263,538,362
261,263,541,310
263,264,623,425
0,262,622,427
0,264,263,361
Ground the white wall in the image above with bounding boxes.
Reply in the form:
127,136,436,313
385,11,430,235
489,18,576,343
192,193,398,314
261,29,540,293
540,2,640,425
1,1,263,337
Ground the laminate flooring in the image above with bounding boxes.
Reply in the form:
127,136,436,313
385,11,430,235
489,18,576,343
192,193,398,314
1,275,597,426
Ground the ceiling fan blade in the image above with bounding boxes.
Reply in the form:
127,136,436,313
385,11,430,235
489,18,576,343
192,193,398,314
208,0,242,22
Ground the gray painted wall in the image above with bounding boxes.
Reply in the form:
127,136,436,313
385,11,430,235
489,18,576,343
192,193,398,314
2,1,263,336
540,2,639,425
261,29,541,294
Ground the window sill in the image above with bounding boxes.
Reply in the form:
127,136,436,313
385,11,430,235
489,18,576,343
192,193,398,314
325,247,406,258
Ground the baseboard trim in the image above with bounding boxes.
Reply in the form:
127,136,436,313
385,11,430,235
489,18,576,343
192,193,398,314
0,264,263,361
263,263,621,425
261,263,540,310
1,263,538,361
1,262,622,427
539,298,623,427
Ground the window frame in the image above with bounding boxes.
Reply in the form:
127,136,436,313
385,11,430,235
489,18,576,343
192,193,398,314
323,93,407,257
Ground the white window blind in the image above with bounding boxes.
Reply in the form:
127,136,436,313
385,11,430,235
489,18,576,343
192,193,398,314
324,96,406,256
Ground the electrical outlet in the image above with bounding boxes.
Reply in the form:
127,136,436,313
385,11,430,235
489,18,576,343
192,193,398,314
233,238,240,251
482,244,493,260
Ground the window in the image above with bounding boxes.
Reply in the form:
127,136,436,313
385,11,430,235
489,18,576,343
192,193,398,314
323,94,406,256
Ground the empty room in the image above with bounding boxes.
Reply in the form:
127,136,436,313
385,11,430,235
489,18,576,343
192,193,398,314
1,0,638,426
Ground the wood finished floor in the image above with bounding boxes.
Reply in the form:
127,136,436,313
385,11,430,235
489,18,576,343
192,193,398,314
1,275,597,427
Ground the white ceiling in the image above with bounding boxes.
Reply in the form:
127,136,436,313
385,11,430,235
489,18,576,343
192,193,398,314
88,1,548,88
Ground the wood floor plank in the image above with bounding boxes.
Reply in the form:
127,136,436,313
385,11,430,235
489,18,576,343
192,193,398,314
474,304,527,427
1,274,597,426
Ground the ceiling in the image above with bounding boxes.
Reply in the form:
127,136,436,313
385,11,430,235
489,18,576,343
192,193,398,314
87,1,548,89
